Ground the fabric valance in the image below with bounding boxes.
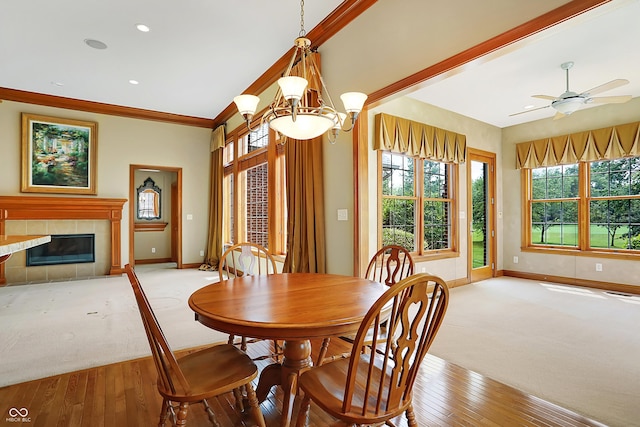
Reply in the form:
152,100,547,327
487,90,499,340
210,124,225,152
374,113,466,163
515,121,640,169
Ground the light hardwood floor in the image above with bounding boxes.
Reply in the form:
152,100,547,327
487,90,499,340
0,338,606,427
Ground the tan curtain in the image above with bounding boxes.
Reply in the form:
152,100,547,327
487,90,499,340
282,136,326,273
374,113,466,163
515,121,640,168
200,125,225,271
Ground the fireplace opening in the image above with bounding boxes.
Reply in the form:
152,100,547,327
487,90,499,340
26,234,95,267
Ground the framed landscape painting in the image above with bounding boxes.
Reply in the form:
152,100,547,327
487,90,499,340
21,113,98,195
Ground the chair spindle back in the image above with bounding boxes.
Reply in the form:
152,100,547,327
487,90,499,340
365,245,414,287
343,273,449,417
218,242,276,280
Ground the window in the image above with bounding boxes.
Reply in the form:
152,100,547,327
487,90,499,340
380,151,457,257
223,122,286,254
530,164,578,246
524,156,640,254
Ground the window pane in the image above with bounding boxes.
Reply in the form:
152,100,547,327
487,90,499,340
239,122,269,156
223,174,234,244
547,176,562,198
423,201,450,250
532,164,578,199
243,163,268,248
381,152,414,196
631,158,640,196
530,201,577,246
562,164,579,198
590,199,634,249
630,199,640,249
223,141,234,165
382,198,415,251
590,158,640,197
532,172,547,200
423,160,447,198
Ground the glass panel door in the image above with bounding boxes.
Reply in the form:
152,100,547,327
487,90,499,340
468,149,496,282
471,160,488,269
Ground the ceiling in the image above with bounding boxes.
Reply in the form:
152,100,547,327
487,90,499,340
405,0,640,128
1,0,638,128
0,0,343,120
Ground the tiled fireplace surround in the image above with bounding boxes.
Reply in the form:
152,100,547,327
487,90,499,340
0,196,127,285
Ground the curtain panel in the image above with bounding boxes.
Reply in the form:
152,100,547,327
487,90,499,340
515,121,640,169
282,136,327,274
374,113,466,163
201,125,225,270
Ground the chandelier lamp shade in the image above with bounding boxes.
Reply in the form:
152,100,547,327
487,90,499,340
233,1,367,142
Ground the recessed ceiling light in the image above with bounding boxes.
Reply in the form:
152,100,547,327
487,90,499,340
51,81,64,87
524,105,535,110
136,23,150,32
129,80,139,85
84,38,108,50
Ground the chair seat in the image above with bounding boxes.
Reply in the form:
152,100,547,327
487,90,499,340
164,343,258,402
298,354,406,425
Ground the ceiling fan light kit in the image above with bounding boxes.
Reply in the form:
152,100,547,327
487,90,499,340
233,0,367,143
510,61,631,120
551,96,584,115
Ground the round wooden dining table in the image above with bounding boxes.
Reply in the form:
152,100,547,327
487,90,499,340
188,272,386,427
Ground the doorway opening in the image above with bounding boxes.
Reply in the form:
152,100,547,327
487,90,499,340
129,165,182,268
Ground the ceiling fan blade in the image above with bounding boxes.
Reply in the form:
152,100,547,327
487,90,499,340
589,95,633,104
509,105,550,117
580,79,629,97
532,94,557,101
552,111,566,120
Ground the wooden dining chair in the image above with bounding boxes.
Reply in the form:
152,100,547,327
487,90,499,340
124,264,266,427
364,244,415,287
295,273,449,427
218,242,282,361
316,244,414,365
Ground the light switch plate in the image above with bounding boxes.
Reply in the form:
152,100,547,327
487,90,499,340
337,209,348,221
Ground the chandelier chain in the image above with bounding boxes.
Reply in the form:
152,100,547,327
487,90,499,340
299,0,306,37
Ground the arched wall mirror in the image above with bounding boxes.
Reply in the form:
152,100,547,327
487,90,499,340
137,177,161,220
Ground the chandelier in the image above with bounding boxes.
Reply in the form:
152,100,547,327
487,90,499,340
233,0,367,142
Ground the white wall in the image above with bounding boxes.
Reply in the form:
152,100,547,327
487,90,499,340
501,98,640,287
0,100,212,269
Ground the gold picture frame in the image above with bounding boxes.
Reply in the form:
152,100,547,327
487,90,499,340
21,113,98,195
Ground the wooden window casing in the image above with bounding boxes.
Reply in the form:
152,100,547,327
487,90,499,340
224,120,286,256
522,157,640,260
378,150,458,261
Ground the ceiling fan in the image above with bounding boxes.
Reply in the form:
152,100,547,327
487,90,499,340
510,61,632,120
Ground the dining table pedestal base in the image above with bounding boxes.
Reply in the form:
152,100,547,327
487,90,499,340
255,339,313,427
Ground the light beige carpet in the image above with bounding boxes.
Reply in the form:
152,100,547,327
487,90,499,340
1,270,638,426
0,265,227,387
429,277,640,427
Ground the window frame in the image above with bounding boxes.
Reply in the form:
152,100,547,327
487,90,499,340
377,150,459,261
223,120,286,256
522,159,640,259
